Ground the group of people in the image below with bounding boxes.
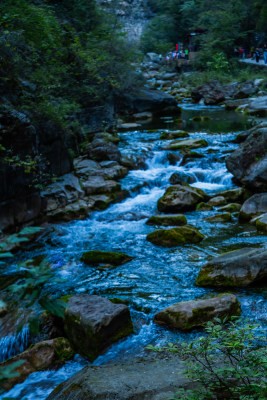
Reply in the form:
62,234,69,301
165,48,189,64
234,44,267,64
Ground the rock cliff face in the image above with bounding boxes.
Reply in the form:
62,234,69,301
98,0,152,41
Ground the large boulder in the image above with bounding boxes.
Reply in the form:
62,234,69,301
146,225,204,247
191,81,225,105
157,185,208,213
226,123,267,191
0,338,74,391
81,251,133,266
116,88,180,115
47,356,193,400
239,193,267,220
196,247,267,287
154,294,241,331
64,295,133,361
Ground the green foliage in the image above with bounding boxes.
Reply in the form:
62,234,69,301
8,259,66,322
0,360,25,382
142,0,267,69
206,52,230,73
0,0,136,132
148,318,267,400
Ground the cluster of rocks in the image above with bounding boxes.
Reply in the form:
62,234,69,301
0,294,134,390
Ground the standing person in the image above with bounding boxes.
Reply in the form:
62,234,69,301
263,44,267,65
185,49,189,60
242,47,245,58
255,48,260,63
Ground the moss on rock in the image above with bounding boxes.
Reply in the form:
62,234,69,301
146,225,204,247
81,251,133,266
160,130,189,140
205,212,232,223
146,214,187,227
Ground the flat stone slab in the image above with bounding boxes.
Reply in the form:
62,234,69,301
47,356,193,400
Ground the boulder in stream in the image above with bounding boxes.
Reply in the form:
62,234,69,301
157,184,208,213
208,196,227,207
146,225,204,247
146,214,187,227
169,171,196,185
47,356,193,400
218,203,242,213
204,212,232,223
167,138,208,152
196,247,267,287
160,130,189,140
226,123,267,191
81,250,133,266
154,294,241,331
0,337,74,391
64,294,133,361
239,193,267,221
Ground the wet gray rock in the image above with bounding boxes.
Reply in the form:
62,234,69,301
83,176,121,195
226,123,267,191
196,247,267,287
47,356,194,400
64,294,133,361
87,139,121,162
239,193,267,220
169,172,196,185
157,185,208,213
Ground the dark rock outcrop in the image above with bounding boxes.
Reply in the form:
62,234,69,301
116,88,180,115
226,123,267,191
191,81,225,105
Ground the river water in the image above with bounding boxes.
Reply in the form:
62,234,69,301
1,104,266,399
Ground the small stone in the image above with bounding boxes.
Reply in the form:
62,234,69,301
204,212,232,223
208,196,227,206
196,202,213,211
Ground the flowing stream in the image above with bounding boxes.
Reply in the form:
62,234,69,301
1,104,266,400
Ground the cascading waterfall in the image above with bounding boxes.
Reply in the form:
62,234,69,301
0,326,29,363
1,105,265,400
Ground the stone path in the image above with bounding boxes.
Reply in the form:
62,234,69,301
240,58,267,67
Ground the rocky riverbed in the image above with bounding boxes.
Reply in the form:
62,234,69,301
0,63,267,399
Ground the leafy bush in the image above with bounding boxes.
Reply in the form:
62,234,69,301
148,318,267,400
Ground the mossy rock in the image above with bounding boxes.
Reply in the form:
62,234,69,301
160,130,189,140
146,214,187,227
168,138,208,151
154,293,240,331
255,213,267,233
81,251,133,266
146,225,204,247
204,212,232,223
196,202,213,211
183,151,205,159
218,203,241,213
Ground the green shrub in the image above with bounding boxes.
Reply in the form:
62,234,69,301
148,318,267,400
